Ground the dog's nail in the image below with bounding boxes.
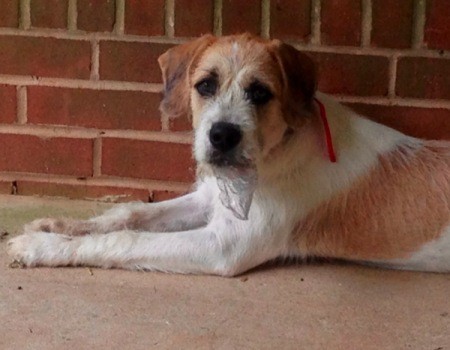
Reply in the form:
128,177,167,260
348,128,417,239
9,260,25,269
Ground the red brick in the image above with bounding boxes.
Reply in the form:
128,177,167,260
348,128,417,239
311,52,390,96
0,134,93,176
0,0,19,27
371,0,413,49
102,138,195,182
31,0,67,29
124,0,165,36
99,41,173,83
321,0,361,46
425,0,450,50
174,0,213,37
151,190,184,202
0,36,91,79
270,0,311,41
168,114,192,132
348,103,450,140
28,86,162,131
396,57,450,99
0,181,13,194
16,181,151,203
222,0,261,35
0,85,17,124
77,0,115,32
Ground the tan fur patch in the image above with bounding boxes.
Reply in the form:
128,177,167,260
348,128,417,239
295,141,450,260
158,35,217,121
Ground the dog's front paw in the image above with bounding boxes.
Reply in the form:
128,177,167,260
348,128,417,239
24,218,91,236
7,233,74,267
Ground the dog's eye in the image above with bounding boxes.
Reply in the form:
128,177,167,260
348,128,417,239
195,78,217,97
245,83,273,105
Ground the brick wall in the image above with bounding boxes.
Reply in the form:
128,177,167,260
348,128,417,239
0,0,449,203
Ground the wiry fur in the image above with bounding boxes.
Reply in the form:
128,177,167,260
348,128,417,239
8,34,450,275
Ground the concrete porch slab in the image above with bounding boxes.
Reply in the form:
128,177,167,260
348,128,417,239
0,195,449,349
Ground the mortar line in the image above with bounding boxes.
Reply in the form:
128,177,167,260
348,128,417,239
11,181,18,195
213,0,223,36
0,124,194,143
93,138,102,176
0,172,191,192
165,0,175,37
161,114,170,131
412,0,426,49
0,28,186,43
310,0,321,45
289,42,449,58
0,75,164,92
1,27,447,58
114,0,125,35
334,95,450,109
16,86,27,124
361,0,372,47
67,0,77,31
388,55,399,97
19,0,31,30
260,0,270,39
90,39,100,80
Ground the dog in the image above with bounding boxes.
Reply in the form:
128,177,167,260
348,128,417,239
7,34,450,275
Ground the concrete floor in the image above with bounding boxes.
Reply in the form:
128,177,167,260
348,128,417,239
0,195,449,350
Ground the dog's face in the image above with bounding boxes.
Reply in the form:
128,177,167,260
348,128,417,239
158,34,317,170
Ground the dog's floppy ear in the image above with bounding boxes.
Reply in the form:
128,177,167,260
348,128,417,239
158,35,216,120
271,40,317,128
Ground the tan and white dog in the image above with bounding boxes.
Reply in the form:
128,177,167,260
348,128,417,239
7,34,450,275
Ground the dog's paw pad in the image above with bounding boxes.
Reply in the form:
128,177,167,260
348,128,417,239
8,259,25,269
7,234,39,266
24,218,92,236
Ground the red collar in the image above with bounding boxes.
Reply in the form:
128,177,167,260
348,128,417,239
314,97,337,163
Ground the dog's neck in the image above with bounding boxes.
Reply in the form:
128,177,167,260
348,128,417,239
256,95,341,182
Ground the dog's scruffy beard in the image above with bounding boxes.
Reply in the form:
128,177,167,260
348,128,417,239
212,161,258,220
208,143,259,220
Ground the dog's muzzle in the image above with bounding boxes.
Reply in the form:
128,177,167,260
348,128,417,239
207,122,256,220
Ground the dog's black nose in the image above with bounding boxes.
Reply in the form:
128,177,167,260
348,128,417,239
209,122,242,153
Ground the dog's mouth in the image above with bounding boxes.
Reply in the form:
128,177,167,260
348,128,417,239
208,150,254,168
208,151,237,167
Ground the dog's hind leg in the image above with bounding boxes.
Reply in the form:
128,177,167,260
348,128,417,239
370,227,450,273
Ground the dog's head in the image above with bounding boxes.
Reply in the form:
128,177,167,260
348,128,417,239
158,34,317,171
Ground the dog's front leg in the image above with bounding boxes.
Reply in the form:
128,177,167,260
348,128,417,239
24,182,215,235
9,206,290,275
86,187,213,233
8,226,252,276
